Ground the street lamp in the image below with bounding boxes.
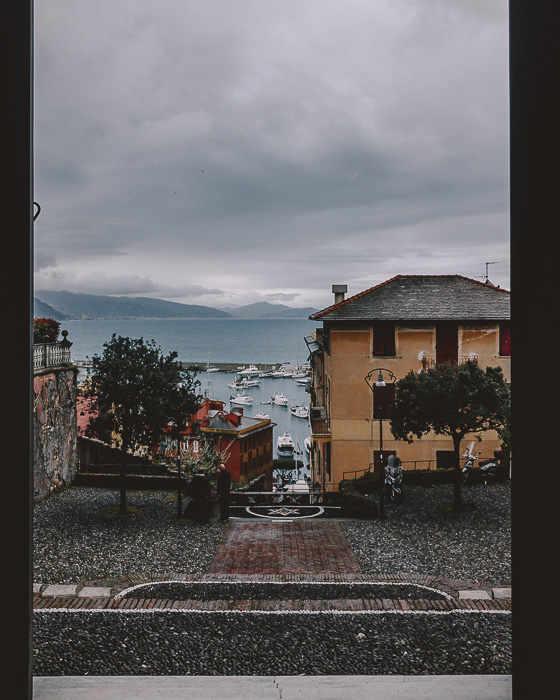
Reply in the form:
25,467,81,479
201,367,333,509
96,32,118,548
365,368,396,519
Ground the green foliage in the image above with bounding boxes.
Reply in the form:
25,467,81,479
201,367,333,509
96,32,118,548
389,360,510,511
338,479,379,519
33,317,61,343
390,361,510,445
84,334,201,454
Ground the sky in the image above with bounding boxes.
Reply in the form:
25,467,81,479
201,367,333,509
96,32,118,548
33,0,510,311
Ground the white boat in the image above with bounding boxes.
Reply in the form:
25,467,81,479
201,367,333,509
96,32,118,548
272,393,289,406
228,376,260,390
271,368,292,378
254,410,270,420
230,392,253,406
304,436,312,454
296,377,311,385
238,364,260,376
284,479,310,493
290,404,309,419
277,431,295,457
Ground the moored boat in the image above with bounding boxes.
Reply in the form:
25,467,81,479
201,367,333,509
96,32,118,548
277,431,295,457
290,404,309,419
230,392,254,406
272,393,289,406
254,410,270,420
238,364,260,376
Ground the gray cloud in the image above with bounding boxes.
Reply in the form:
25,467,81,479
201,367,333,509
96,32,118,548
33,0,510,308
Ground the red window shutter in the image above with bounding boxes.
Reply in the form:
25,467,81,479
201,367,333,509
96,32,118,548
373,323,395,356
499,322,511,356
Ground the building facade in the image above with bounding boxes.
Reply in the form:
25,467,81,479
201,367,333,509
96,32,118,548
163,398,276,484
306,275,511,490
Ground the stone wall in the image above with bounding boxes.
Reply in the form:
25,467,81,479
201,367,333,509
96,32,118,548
33,366,78,501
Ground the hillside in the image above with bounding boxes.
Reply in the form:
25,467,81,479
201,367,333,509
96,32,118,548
33,298,68,321
34,291,233,320
224,302,318,319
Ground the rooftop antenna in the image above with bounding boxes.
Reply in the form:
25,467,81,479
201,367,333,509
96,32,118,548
483,262,497,285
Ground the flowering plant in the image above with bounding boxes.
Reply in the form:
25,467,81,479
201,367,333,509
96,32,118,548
34,318,61,344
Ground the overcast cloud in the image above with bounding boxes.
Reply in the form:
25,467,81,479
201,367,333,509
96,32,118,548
33,0,510,310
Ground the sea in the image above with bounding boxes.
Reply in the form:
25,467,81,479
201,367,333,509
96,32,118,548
63,318,317,467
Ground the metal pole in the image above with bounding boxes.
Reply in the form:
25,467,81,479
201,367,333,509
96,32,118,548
379,405,385,519
177,435,183,517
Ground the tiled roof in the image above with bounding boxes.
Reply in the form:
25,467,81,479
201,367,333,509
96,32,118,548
310,275,510,321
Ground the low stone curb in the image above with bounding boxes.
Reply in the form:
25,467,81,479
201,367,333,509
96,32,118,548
33,594,511,612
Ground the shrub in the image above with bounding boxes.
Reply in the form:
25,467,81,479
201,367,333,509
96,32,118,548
34,318,61,343
338,479,379,519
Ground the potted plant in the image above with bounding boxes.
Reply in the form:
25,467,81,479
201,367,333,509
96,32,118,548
33,318,61,344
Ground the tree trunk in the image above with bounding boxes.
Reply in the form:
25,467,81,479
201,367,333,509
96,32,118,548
452,433,463,512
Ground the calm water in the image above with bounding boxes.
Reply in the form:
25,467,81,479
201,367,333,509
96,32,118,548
62,318,317,366
64,318,316,466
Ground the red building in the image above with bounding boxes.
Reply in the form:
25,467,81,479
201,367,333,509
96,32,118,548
181,399,276,484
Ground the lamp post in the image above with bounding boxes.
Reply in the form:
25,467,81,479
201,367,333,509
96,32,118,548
365,368,396,519
176,431,183,518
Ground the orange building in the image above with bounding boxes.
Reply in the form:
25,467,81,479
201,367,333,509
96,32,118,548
306,275,511,491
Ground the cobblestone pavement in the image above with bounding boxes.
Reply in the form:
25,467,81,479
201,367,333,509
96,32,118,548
207,521,363,575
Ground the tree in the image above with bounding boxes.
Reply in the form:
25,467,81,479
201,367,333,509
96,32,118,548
389,361,510,511
84,334,201,514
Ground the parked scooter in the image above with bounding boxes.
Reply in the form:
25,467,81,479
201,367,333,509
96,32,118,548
385,455,403,502
461,442,504,484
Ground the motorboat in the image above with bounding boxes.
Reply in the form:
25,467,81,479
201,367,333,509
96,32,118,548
270,368,292,378
296,377,311,385
277,431,295,457
272,393,289,406
238,364,260,376
304,436,312,454
254,410,270,420
290,404,309,419
228,377,261,390
230,392,254,406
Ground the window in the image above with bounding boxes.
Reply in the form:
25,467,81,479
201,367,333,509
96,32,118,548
372,322,396,356
499,322,511,356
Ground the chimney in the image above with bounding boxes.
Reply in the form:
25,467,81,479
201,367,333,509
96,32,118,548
332,284,347,304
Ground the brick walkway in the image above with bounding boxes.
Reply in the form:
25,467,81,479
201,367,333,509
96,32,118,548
207,521,363,575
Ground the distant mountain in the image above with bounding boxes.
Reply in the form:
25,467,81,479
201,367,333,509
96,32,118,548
224,302,318,319
35,291,233,320
33,298,68,321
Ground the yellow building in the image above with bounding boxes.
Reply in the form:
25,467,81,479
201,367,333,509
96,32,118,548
306,275,511,490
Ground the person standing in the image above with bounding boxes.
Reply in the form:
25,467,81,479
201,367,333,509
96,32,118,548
216,463,231,521
189,468,212,524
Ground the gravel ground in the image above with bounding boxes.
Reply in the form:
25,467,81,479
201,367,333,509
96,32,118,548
33,610,511,676
33,483,511,677
341,482,511,586
33,487,227,585
33,483,511,587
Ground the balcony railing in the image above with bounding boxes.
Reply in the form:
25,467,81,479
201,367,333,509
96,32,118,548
34,333,72,371
309,405,330,437
420,354,478,370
